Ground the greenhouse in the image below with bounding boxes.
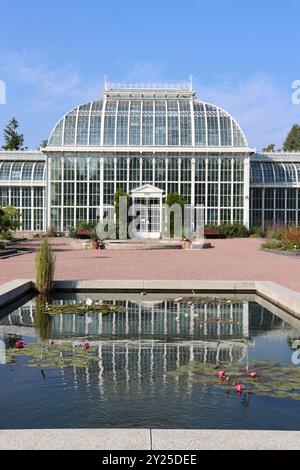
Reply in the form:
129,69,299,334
0,82,300,234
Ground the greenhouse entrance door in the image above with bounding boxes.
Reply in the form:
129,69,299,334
131,185,164,239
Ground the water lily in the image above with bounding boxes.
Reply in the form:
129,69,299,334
85,298,93,306
15,340,24,349
83,341,90,350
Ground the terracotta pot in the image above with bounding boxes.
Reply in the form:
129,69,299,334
92,240,99,250
182,240,192,250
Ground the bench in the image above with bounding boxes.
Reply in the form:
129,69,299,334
75,229,92,239
204,229,220,238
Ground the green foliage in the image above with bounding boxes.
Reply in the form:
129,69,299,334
35,239,55,293
5,342,100,369
249,226,266,238
0,205,20,239
40,302,121,316
68,226,77,238
166,192,186,238
266,226,282,240
218,224,250,238
283,124,300,151
90,226,99,241
114,188,132,239
262,144,276,152
166,192,185,208
2,117,24,150
261,239,283,249
167,360,300,400
76,220,95,230
204,224,250,238
261,225,300,251
35,296,52,341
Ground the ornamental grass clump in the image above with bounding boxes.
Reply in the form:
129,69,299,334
35,239,55,293
281,225,300,250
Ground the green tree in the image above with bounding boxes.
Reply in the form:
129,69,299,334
40,139,48,149
283,124,300,151
262,144,276,152
165,192,186,238
0,206,21,239
2,117,24,150
114,188,132,239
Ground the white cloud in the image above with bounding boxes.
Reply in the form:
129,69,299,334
194,74,300,149
0,51,299,149
0,50,102,112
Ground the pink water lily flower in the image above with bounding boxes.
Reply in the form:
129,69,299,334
83,341,90,350
15,340,24,349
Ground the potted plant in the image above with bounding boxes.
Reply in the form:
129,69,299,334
181,235,192,250
91,228,99,250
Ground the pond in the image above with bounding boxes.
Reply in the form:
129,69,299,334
0,292,300,429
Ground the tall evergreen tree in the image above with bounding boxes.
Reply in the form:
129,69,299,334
283,124,300,151
2,117,24,150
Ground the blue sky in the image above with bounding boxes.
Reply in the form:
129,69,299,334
0,0,300,149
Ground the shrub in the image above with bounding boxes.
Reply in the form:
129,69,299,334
0,205,20,239
261,239,283,249
35,239,55,293
68,226,76,238
76,220,96,231
218,224,250,238
280,226,300,250
250,226,266,238
266,226,282,240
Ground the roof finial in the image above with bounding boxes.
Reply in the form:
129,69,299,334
188,75,193,91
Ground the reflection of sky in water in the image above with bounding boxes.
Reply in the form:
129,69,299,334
0,295,300,430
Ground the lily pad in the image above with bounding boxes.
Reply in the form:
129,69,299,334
166,360,300,401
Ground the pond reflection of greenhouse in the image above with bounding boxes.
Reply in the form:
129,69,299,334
2,295,300,430
0,296,288,379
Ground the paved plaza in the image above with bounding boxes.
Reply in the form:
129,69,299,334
1,237,300,293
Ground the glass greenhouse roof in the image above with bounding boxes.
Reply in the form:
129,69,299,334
47,88,248,149
250,162,300,184
0,161,46,182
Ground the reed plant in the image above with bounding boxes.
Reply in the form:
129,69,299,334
35,239,55,293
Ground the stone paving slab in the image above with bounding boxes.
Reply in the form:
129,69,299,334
152,429,300,450
0,429,299,450
0,429,151,450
